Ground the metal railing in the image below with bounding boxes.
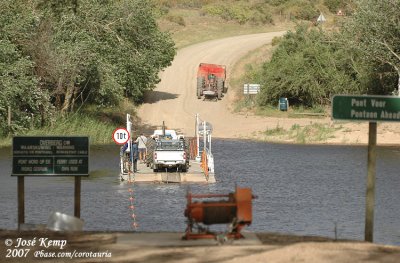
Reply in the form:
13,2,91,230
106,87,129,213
200,150,209,180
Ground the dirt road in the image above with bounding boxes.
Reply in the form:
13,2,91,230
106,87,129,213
138,32,288,137
138,32,400,144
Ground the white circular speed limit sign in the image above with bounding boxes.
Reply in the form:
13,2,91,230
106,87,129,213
112,127,130,145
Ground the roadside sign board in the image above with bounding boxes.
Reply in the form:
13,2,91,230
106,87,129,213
112,127,130,145
332,94,400,242
12,136,89,176
317,13,326,23
243,84,260,94
332,95,400,122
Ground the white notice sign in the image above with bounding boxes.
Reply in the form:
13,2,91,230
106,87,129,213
243,84,260,94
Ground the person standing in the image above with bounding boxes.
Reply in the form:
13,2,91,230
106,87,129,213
135,133,147,162
131,141,139,172
120,142,129,173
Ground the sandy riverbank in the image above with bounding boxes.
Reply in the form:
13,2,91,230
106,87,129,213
1,230,400,263
218,114,400,146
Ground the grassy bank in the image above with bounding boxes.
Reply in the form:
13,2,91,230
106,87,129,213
158,8,293,48
261,122,341,144
0,114,115,148
0,102,137,147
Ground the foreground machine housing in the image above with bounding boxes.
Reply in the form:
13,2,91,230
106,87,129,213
197,63,226,100
183,187,255,240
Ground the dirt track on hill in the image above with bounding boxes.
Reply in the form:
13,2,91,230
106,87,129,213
137,32,400,144
138,32,287,137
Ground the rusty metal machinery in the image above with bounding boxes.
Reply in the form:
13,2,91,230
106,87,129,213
183,187,255,240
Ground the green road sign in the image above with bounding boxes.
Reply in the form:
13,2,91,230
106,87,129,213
12,136,89,176
332,95,400,122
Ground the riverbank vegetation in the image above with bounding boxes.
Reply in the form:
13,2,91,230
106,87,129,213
262,123,341,143
234,0,400,112
0,0,175,142
1,0,399,146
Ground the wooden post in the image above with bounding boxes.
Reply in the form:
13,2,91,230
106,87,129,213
8,106,11,127
196,114,200,159
365,122,377,242
74,177,81,218
18,176,25,229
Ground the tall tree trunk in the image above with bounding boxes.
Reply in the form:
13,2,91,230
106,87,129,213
55,77,64,110
397,73,400,96
61,83,75,114
70,87,79,111
39,105,45,127
392,65,400,96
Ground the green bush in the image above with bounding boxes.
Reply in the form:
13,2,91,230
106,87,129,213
271,36,282,46
284,0,319,21
202,1,274,25
266,0,291,6
257,24,363,108
324,0,345,13
152,0,215,9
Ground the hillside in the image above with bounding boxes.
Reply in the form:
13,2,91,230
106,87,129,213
135,1,400,144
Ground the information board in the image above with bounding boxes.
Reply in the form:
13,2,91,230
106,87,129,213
12,136,89,176
332,95,400,122
243,84,260,94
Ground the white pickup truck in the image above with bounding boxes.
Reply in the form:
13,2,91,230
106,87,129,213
152,139,188,172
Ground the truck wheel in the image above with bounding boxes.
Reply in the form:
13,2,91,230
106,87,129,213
197,86,201,99
184,138,190,159
197,77,204,99
217,78,223,100
182,165,187,173
223,81,227,93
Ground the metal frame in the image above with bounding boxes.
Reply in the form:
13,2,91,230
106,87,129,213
183,187,254,240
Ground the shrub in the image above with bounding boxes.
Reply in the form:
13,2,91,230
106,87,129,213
324,0,345,13
257,24,363,108
284,0,319,21
202,1,274,25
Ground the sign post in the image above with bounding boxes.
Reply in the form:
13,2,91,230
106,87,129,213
243,84,260,106
12,136,89,228
332,95,400,242
365,122,377,242
18,176,24,227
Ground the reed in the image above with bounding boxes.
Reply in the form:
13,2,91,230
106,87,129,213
0,113,117,147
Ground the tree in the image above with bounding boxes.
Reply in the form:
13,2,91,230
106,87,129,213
0,1,52,135
0,0,176,136
343,0,400,95
32,0,176,112
257,24,363,107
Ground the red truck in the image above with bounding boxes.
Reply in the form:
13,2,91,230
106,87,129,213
196,63,226,100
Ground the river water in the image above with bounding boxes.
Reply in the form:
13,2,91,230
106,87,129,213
0,140,399,245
